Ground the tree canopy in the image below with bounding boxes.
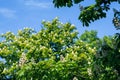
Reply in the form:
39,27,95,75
0,18,95,79
0,18,120,79
53,0,120,27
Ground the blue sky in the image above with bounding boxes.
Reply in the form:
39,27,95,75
0,0,120,38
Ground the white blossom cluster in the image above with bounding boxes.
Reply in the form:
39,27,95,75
19,52,27,67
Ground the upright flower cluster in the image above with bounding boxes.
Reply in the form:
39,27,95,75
19,52,27,67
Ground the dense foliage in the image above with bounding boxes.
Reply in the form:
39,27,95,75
53,0,120,26
0,18,120,80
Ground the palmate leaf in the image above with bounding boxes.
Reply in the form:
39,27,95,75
74,0,84,4
53,0,84,8
53,0,120,27
79,4,107,26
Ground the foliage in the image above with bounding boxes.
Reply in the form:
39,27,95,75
112,8,120,29
0,18,95,80
53,0,120,26
93,34,120,80
0,18,120,80
80,30,101,48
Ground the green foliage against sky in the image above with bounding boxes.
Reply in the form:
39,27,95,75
0,18,95,80
53,0,120,26
0,18,120,80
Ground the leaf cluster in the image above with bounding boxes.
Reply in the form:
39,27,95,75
0,18,120,79
53,0,120,26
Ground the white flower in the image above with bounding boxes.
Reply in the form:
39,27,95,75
19,52,27,66
73,76,78,80
88,61,91,65
87,68,92,76
60,55,65,62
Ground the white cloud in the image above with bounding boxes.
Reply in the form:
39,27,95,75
24,0,52,8
0,8,16,18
